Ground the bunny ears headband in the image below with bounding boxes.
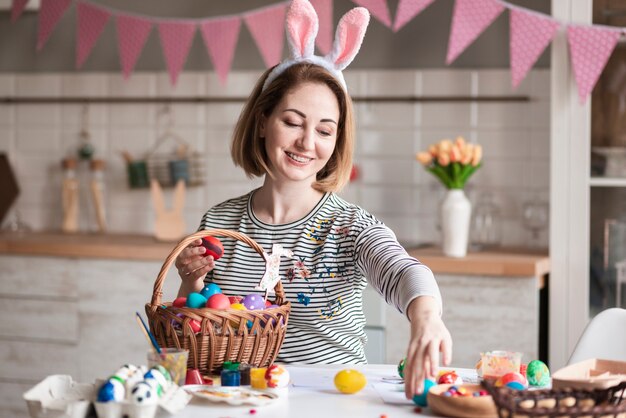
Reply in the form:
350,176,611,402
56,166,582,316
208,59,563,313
262,0,370,92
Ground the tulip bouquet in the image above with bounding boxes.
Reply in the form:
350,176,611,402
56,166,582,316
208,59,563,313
415,136,482,189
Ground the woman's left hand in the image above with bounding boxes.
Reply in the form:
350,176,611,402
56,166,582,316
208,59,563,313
403,296,452,400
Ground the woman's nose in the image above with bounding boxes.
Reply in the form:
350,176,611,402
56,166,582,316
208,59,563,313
296,127,315,150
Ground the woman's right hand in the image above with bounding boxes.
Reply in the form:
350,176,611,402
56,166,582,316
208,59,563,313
175,239,215,294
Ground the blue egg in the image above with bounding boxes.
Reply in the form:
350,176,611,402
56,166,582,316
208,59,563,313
200,283,222,299
412,378,436,407
186,292,208,308
97,379,125,402
505,381,526,390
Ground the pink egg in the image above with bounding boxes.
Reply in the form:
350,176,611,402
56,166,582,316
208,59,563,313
206,293,230,310
495,372,528,390
172,297,187,308
242,294,265,310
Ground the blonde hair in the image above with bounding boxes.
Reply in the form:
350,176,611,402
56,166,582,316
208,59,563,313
231,63,355,193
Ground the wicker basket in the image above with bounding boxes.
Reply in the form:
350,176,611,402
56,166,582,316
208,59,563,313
145,229,291,375
483,380,626,418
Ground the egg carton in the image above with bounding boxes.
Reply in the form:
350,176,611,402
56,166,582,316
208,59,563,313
23,375,96,418
94,380,191,418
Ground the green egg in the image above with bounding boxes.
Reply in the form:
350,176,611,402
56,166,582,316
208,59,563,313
397,358,406,378
526,360,550,387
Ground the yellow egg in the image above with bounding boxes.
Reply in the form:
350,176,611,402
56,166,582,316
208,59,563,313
334,369,367,394
230,303,246,310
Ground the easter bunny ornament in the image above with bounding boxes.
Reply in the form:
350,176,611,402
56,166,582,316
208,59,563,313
151,179,186,241
262,0,370,92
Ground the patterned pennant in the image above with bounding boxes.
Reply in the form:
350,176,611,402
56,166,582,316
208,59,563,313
257,244,293,293
76,2,111,69
158,21,197,86
567,25,621,104
310,0,333,55
351,0,392,28
116,15,153,79
393,0,435,32
244,3,287,68
199,17,241,85
37,0,72,51
509,8,560,88
11,0,29,22
446,0,505,64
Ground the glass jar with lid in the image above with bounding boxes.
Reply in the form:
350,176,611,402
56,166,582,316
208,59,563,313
471,192,502,250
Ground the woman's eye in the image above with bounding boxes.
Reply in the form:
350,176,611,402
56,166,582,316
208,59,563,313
284,120,300,127
319,130,332,137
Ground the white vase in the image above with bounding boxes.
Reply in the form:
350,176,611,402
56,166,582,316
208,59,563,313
441,189,472,258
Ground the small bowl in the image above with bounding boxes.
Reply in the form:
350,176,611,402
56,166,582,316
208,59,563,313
427,384,498,418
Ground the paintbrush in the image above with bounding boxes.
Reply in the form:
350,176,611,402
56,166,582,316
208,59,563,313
135,311,164,355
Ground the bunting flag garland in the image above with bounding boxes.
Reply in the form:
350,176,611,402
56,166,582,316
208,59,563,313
158,21,198,85
446,0,505,64
11,0,626,101
509,8,559,88
200,17,241,84
37,0,72,50
244,3,288,68
567,25,622,104
351,0,391,28
11,0,29,23
310,0,333,54
393,0,435,32
116,15,153,80
76,2,110,69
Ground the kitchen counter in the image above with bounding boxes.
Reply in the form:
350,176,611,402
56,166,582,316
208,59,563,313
0,232,549,281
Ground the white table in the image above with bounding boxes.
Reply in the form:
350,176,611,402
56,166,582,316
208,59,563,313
175,364,477,418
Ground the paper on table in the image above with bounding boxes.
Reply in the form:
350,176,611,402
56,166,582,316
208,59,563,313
289,366,336,388
373,382,413,405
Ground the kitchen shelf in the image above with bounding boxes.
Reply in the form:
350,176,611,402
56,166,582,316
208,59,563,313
589,177,626,187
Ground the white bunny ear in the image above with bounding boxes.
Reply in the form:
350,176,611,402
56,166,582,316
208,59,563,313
285,0,319,59
326,7,370,70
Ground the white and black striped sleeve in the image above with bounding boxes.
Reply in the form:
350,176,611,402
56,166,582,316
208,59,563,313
354,223,443,316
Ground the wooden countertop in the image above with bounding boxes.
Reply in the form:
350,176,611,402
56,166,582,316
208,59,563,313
0,232,549,281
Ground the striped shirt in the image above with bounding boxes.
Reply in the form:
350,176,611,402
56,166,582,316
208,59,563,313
199,190,442,364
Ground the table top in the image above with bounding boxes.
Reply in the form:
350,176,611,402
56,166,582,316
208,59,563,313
175,364,478,418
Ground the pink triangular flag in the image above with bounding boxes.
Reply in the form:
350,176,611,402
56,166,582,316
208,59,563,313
158,21,197,85
11,0,29,22
244,4,287,68
37,0,72,51
568,25,622,104
199,17,241,85
76,3,111,69
116,15,153,79
446,0,505,64
509,8,560,88
310,0,333,55
351,0,392,28
393,0,435,32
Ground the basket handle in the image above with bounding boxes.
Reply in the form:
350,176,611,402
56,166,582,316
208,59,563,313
150,229,285,309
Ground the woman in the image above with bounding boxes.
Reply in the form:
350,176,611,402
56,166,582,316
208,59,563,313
175,0,451,399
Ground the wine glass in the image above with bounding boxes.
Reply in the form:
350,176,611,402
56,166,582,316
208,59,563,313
522,197,549,249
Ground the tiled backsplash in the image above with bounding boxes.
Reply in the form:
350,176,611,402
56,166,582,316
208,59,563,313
0,69,550,248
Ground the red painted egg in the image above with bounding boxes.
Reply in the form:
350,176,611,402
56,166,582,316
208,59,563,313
172,297,187,308
228,296,243,304
201,236,224,260
206,293,230,310
189,319,201,333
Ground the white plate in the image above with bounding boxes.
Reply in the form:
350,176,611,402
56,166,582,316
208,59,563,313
184,385,278,406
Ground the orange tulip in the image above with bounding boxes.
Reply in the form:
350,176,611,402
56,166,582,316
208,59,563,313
438,153,450,166
472,145,483,166
416,152,433,165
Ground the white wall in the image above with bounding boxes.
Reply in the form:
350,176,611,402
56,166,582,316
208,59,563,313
0,69,550,249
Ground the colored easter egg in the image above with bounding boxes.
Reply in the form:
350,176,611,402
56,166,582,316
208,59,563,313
97,379,125,402
412,379,436,407
242,294,265,310
186,292,207,308
495,372,528,390
265,364,290,388
172,297,187,308
201,283,222,299
144,368,169,391
188,318,201,333
334,369,367,394
230,303,246,310
397,358,406,378
438,371,463,385
207,293,230,310
526,360,550,387
130,381,158,404
152,365,172,384
228,296,243,304
201,236,224,260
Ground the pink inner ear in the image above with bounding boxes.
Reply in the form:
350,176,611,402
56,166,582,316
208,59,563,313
288,19,314,57
332,9,369,67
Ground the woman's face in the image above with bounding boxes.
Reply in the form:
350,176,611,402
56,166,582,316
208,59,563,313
260,82,340,187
